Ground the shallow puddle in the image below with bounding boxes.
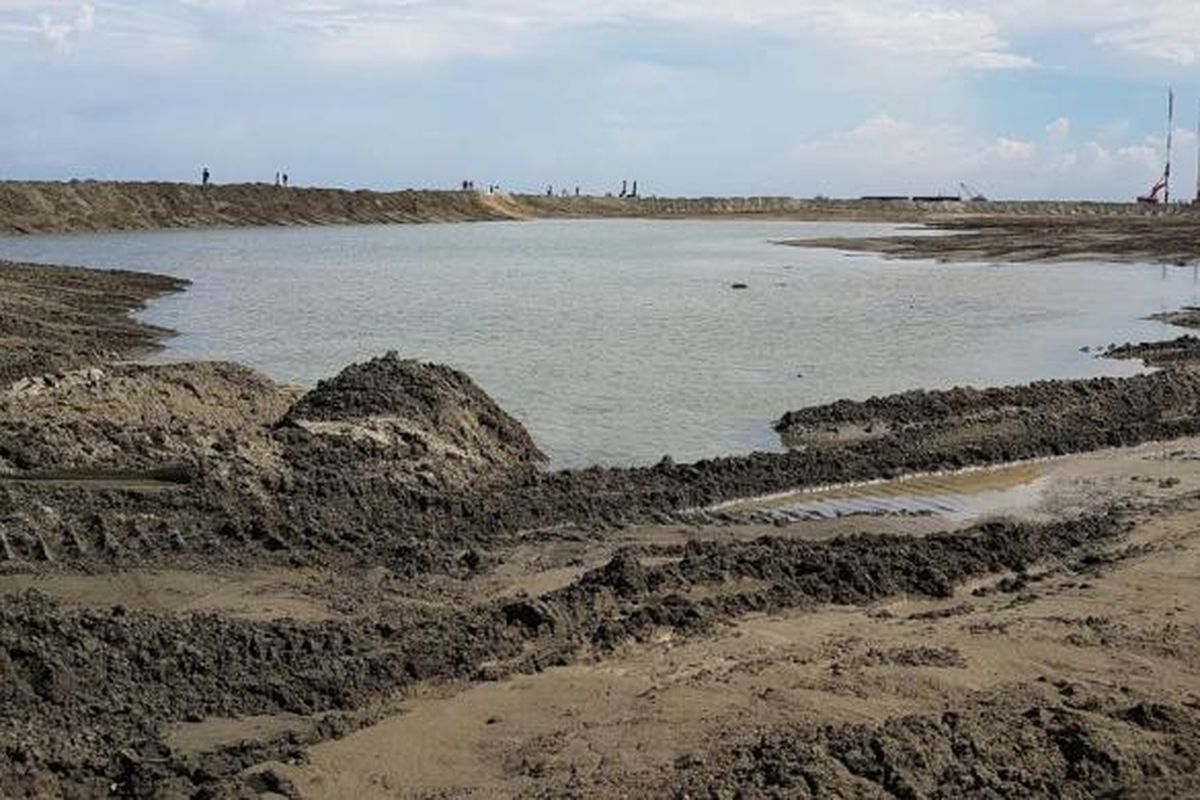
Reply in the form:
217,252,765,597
722,462,1048,522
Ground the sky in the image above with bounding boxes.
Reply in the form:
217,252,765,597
3,1,1200,200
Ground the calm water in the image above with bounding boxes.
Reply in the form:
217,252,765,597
3,219,1198,468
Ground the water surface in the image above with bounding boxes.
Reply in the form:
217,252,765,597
3,219,1197,468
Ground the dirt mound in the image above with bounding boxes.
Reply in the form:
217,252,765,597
6,181,1181,238
0,361,293,475
1,354,1191,572
1149,307,1200,329
785,211,1200,266
774,371,1200,460
0,590,521,799
0,350,550,570
283,351,545,478
668,684,1200,799
0,181,527,235
0,514,1128,798
1106,336,1200,367
0,260,186,386
503,514,1126,651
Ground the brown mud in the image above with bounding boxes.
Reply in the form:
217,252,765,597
786,212,1200,266
0,260,186,385
0,180,1183,236
2,249,1200,798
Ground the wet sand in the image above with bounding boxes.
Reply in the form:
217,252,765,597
785,212,1200,266
2,217,1200,798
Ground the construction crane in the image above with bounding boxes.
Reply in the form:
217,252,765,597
1138,88,1174,205
1194,100,1200,205
959,182,987,202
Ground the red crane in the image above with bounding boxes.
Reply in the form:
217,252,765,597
1138,89,1174,205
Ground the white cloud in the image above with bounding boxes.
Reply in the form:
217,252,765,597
1086,141,1113,167
1046,117,1070,141
989,1,1200,65
0,0,1035,69
36,2,93,53
1090,3,1200,65
1116,144,1158,167
996,137,1035,159
7,0,1200,71
790,112,1179,200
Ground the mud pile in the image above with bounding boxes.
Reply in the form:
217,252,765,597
280,352,545,490
4,181,1181,237
0,260,186,386
0,353,552,570
786,211,1200,266
0,361,292,475
775,371,1200,459
505,514,1126,651
3,353,1197,572
0,182,528,234
668,684,1200,798
0,589,524,799
1106,336,1200,367
0,513,1127,798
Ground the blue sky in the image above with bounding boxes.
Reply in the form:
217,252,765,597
3,1,1200,200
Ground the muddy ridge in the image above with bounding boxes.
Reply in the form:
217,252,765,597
2,181,1189,236
0,512,1127,798
785,212,1200,265
0,260,186,385
666,684,1200,799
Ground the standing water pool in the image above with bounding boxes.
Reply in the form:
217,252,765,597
1,218,1196,468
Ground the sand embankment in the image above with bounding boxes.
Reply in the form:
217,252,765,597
0,180,1187,235
0,181,531,234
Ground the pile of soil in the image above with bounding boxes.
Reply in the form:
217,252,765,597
0,353,548,571
0,260,186,386
3,181,1179,237
281,352,546,488
785,212,1200,266
0,513,1127,798
4,349,1199,574
0,182,528,235
774,371,1200,461
667,684,1200,798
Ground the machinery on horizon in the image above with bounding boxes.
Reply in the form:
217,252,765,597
1194,100,1200,205
1138,88,1174,205
959,182,987,202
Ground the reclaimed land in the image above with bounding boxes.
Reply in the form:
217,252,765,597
786,211,1200,265
0,179,1186,234
2,207,1200,797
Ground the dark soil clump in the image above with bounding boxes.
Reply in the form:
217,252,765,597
668,685,1200,799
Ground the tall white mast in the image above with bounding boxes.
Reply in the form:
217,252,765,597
1165,88,1174,203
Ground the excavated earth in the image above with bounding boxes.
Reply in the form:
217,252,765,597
1,251,1200,798
785,212,1200,265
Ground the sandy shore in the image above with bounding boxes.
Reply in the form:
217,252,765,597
2,218,1200,798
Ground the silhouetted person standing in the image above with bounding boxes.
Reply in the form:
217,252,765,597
282,173,289,188
201,167,210,187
